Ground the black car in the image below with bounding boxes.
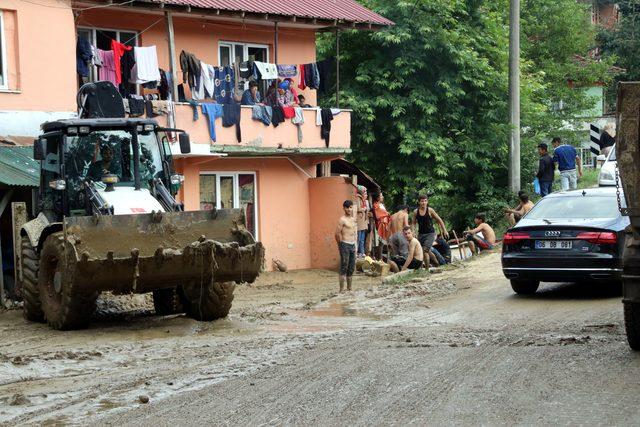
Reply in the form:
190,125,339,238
501,187,629,294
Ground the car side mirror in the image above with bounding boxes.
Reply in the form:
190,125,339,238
179,133,191,154
596,154,606,162
33,138,46,160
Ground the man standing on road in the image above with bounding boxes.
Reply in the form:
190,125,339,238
335,200,358,293
356,186,370,258
412,195,449,267
536,143,555,196
552,137,582,191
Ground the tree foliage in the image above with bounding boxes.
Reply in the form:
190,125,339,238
318,0,613,229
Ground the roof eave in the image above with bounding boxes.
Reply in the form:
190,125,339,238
79,1,393,30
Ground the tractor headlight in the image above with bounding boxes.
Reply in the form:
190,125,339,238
48,179,66,190
79,126,90,134
67,127,78,135
170,174,185,185
144,124,155,132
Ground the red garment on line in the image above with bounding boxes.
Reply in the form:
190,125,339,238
111,39,132,85
298,64,306,90
282,106,295,118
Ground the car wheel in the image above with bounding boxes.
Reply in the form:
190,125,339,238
624,302,640,351
510,279,540,295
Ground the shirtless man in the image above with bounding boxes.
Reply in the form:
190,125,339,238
335,199,358,292
398,226,424,271
389,205,409,235
464,213,496,254
505,191,534,227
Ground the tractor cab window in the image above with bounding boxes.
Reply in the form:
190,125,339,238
64,130,163,210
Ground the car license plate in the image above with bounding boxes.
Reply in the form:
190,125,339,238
535,240,572,250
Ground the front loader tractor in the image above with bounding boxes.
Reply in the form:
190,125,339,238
17,118,264,330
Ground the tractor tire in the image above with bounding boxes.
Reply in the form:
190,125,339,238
38,232,98,330
510,279,540,295
21,236,44,322
153,287,185,315
624,302,640,351
182,281,235,321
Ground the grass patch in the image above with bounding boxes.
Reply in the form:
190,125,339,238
383,268,430,286
577,168,600,189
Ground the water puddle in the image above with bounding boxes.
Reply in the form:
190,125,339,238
303,302,390,321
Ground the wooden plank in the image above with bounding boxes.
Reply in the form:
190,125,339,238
11,202,27,301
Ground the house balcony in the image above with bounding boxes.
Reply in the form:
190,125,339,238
169,104,351,157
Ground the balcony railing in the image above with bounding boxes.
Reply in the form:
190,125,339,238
169,104,351,155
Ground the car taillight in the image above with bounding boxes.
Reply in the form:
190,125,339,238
503,231,530,244
576,231,617,244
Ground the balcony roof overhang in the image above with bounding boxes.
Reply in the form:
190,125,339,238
73,0,393,31
208,145,351,157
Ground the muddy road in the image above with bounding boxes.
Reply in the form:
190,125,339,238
2,253,639,425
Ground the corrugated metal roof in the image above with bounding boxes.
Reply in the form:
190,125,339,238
0,146,39,187
145,0,394,26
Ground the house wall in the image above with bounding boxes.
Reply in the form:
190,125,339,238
177,156,327,271
308,177,356,270
0,0,77,136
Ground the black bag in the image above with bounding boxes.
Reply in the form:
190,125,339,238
77,81,125,119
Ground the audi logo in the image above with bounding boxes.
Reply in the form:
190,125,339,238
545,231,561,237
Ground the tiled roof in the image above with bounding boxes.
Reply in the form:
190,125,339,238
0,146,39,187
145,0,394,26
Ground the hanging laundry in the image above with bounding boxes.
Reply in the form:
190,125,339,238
128,95,145,117
90,45,102,67
277,64,297,78
186,99,199,120
97,49,117,86
315,107,323,126
130,46,161,84
179,50,201,91
201,62,215,99
254,61,278,80
214,66,235,104
159,69,170,100
252,105,272,126
150,100,169,115
177,84,187,102
320,108,334,147
166,101,177,142
271,106,285,128
239,61,253,79
145,100,157,118
222,103,241,143
302,63,320,90
282,106,295,119
316,57,334,94
111,40,132,85
201,103,224,142
76,36,93,77
191,61,207,100
291,107,305,144
298,64,306,90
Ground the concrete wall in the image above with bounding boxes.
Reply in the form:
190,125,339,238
308,177,356,270
0,0,77,136
176,157,345,270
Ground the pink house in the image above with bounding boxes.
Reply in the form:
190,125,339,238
0,0,392,270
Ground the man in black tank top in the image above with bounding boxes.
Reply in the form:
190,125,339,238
412,195,449,266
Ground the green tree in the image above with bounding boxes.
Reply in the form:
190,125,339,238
318,0,613,230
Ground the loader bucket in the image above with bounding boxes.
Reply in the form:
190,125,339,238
61,209,264,293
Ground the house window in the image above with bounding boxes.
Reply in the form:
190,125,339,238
218,41,269,93
199,172,258,237
0,11,8,89
76,27,138,90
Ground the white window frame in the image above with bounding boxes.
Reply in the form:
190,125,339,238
77,26,139,85
218,41,269,91
0,11,8,90
200,171,259,238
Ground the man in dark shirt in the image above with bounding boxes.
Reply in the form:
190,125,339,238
536,143,554,196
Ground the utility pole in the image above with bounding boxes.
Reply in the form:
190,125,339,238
508,0,521,192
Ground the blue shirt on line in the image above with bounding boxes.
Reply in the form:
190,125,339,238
553,144,578,171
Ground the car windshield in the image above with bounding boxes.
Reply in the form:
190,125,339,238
526,196,621,219
609,148,616,161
